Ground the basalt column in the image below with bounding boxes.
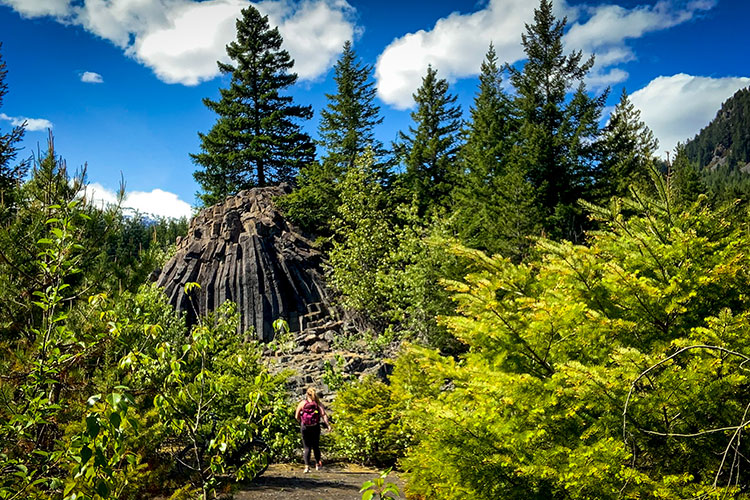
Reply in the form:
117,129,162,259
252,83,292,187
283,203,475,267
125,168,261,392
156,184,332,341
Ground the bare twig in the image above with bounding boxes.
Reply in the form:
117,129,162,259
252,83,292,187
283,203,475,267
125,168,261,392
623,344,750,443
623,344,750,494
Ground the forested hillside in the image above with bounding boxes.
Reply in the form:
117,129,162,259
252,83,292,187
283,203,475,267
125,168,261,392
2,0,750,499
678,86,750,203
684,86,750,171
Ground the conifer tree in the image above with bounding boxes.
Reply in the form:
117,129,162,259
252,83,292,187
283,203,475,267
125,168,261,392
281,41,384,233
453,44,540,258
0,44,27,207
597,88,658,199
460,43,514,180
397,65,462,214
508,0,606,240
670,144,706,203
319,40,385,169
191,5,314,206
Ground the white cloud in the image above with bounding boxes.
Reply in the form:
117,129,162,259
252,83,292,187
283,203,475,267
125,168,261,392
565,1,715,88
1,0,356,85
375,0,716,109
81,71,104,83
375,0,541,109
265,0,357,81
84,182,193,219
0,112,53,131
0,0,72,17
125,188,193,219
630,74,750,156
73,0,179,48
564,2,709,52
133,0,245,85
83,182,119,208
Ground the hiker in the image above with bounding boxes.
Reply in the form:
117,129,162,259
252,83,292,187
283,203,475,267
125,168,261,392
295,387,330,473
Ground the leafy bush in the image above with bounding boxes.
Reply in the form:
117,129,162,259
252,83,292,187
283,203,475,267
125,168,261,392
331,377,411,466
360,468,402,500
61,391,150,500
118,299,292,497
0,151,292,499
328,154,464,350
393,184,750,499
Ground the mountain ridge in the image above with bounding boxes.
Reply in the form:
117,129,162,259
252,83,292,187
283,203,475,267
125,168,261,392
684,86,750,172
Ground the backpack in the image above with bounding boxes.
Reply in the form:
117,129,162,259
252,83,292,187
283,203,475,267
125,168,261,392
300,401,320,427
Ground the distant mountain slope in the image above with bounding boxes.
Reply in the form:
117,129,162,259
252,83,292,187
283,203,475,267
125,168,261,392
684,86,750,171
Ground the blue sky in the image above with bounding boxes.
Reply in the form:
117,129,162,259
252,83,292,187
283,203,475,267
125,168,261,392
0,0,749,218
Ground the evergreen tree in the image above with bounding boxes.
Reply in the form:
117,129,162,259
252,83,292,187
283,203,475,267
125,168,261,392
508,0,606,241
452,44,538,259
191,5,314,206
319,40,385,169
397,65,463,214
670,144,706,204
597,88,658,199
460,43,514,180
0,43,27,209
281,41,384,233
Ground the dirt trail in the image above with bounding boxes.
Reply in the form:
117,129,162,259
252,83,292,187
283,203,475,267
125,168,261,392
233,463,404,500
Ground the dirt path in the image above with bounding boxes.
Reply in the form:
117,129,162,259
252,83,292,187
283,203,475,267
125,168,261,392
233,463,404,500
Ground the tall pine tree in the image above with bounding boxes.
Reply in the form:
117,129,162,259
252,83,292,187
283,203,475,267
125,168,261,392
460,43,514,180
397,65,462,214
0,43,27,209
454,44,539,259
281,41,384,233
319,40,385,169
508,0,606,241
596,88,658,199
192,5,314,206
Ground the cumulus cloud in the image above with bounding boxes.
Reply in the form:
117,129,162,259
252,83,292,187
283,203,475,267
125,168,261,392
630,74,750,156
0,0,71,17
80,71,103,83
263,0,358,81
1,0,356,85
375,0,716,109
132,0,244,85
0,112,53,131
375,0,540,109
565,1,716,88
84,182,193,219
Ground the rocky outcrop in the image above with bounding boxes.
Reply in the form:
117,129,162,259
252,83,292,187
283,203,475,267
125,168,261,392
156,184,333,342
262,316,393,406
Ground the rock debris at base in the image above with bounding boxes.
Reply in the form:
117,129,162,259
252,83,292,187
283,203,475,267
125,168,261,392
263,317,393,404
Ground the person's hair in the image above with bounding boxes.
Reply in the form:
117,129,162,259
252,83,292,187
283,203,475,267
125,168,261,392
306,387,321,406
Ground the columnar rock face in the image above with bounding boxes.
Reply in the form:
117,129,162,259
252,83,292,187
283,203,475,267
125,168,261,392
156,184,332,342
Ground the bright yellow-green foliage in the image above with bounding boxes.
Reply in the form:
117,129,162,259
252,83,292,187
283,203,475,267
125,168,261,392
331,377,411,466
393,185,750,499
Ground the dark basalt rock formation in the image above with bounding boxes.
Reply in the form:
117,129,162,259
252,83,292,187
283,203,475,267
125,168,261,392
156,184,332,342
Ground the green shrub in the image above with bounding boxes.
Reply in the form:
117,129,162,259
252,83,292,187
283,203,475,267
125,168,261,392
331,377,411,466
393,186,750,499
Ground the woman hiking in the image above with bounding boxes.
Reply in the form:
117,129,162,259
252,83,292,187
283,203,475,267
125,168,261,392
295,387,330,473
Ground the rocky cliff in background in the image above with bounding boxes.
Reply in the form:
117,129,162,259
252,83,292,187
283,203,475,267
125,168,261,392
156,184,333,342
684,86,750,172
